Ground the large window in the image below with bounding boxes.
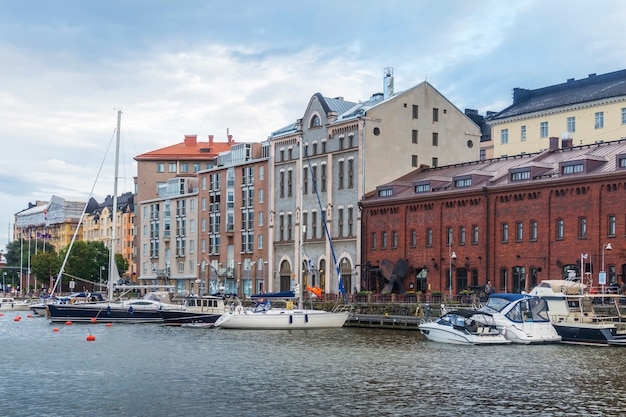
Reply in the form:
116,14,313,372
579,217,587,239
556,218,564,240
595,111,604,129
540,121,548,138
501,223,509,243
500,129,509,145
520,125,526,142
567,116,576,132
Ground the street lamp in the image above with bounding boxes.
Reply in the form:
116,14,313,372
600,243,612,294
2,272,6,295
99,265,105,291
449,248,457,297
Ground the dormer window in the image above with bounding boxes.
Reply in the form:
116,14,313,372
562,163,584,174
310,115,321,128
414,183,430,193
511,169,531,181
378,188,393,197
454,177,472,188
617,154,626,168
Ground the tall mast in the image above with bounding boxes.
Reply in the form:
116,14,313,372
109,110,121,301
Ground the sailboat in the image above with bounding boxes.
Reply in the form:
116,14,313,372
213,138,352,329
47,111,186,323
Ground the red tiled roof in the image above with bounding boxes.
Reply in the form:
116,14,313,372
134,135,236,161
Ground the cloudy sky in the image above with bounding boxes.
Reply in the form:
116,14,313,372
2,0,626,249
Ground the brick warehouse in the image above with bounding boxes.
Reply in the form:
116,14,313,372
360,138,626,297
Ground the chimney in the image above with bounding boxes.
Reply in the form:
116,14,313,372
184,135,197,146
549,137,559,150
208,135,214,146
383,67,394,99
228,135,233,144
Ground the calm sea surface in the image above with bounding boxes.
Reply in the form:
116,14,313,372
1,310,625,417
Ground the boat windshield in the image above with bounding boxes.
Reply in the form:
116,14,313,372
503,298,551,322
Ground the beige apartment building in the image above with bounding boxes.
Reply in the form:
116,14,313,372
486,69,626,159
268,69,482,296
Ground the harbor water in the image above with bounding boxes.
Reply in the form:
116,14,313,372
1,311,625,417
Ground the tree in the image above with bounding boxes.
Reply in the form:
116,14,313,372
115,253,129,279
58,241,109,287
31,251,61,288
4,239,56,267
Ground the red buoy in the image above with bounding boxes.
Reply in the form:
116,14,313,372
106,323,112,327
90,317,97,323
27,314,33,318
65,321,73,325
52,328,60,332
86,334,96,341
13,316,21,321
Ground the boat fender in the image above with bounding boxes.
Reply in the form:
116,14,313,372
289,315,293,324
235,305,244,315
128,306,134,315
305,314,308,323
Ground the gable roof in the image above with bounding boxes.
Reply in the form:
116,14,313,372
135,135,235,161
490,69,626,121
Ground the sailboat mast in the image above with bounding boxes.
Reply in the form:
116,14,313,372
109,110,121,301
296,137,303,308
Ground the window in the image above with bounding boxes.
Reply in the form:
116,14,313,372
321,164,327,192
556,218,564,240
258,211,264,227
378,188,392,197
392,231,398,249
455,178,471,188
579,217,587,239
410,229,417,247
381,232,387,249
433,108,439,122
446,227,453,246
595,112,604,129
338,208,344,238
338,160,344,189
412,155,418,167
472,225,479,244
310,114,321,128
348,159,354,189
414,183,430,193
459,226,466,245
511,170,531,181
321,141,327,153
303,167,308,194
567,117,576,132
412,129,418,144
502,223,509,243
180,163,189,173
348,207,354,236
412,105,418,119
432,157,438,167
480,149,486,161
608,215,616,236
339,137,344,150
258,234,263,250
540,122,548,138
279,171,285,198
520,125,527,142
562,163,584,174
432,132,438,146
530,220,538,241
287,169,293,197
500,129,509,145
516,222,523,241
426,228,433,247
156,163,164,173
371,232,377,249
259,166,264,181
622,108,626,125
169,163,177,173
258,188,264,204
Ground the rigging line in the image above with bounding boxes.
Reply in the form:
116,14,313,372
50,123,117,297
302,143,347,300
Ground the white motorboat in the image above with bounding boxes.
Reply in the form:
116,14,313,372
0,297,31,312
479,293,562,344
419,308,511,345
214,293,351,330
529,279,626,346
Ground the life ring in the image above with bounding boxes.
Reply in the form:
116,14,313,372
235,305,244,315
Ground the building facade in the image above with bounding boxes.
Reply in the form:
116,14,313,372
361,139,626,297
485,69,626,159
268,70,481,297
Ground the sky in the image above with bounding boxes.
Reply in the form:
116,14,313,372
2,0,626,250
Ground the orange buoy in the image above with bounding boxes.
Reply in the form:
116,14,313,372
86,334,96,341
27,314,33,318
65,321,73,326
90,317,97,323
13,316,21,321
0,312,4,316
106,323,112,327
52,327,60,332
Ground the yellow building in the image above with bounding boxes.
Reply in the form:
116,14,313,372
485,69,626,159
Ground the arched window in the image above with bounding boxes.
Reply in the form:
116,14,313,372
310,115,321,128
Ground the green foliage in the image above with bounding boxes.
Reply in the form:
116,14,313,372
58,241,109,284
115,253,129,278
4,239,56,267
31,251,61,285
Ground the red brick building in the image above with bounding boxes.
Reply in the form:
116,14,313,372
361,139,626,297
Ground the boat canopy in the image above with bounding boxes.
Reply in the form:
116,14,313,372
250,291,295,299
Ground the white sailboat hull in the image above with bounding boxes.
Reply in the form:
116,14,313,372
214,308,350,330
